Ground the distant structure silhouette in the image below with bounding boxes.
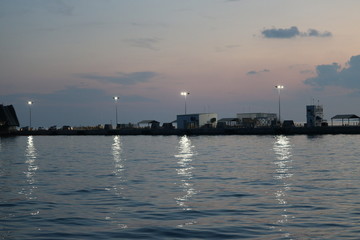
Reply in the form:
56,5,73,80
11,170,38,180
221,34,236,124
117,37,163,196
0,104,19,134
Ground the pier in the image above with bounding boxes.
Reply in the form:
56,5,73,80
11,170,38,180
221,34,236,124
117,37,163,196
11,125,360,136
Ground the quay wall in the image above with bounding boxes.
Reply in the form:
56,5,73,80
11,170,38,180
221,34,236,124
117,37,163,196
9,126,360,136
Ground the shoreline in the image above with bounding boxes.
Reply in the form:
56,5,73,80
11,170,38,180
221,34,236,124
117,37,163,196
4,126,360,136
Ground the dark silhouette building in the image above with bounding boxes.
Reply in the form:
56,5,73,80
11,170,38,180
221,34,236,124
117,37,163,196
0,104,20,134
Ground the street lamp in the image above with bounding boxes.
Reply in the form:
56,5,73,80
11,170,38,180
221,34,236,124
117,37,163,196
180,91,190,114
28,101,33,130
113,96,119,127
275,85,284,125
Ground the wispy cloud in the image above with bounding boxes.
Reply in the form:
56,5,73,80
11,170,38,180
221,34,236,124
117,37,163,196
42,86,108,103
261,26,332,39
247,69,270,75
123,37,161,50
307,28,332,37
77,71,158,85
304,54,360,90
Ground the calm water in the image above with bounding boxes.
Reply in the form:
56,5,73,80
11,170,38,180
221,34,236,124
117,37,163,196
1,135,360,239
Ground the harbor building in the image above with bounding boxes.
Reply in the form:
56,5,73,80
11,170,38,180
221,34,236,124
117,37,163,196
177,113,217,129
217,118,239,128
236,113,277,127
306,105,324,127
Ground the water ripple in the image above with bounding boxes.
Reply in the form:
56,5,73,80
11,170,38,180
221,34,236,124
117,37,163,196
1,135,360,239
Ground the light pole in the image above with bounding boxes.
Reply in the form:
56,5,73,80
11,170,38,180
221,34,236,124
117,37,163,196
275,85,284,125
113,96,119,127
181,91,190,114
28,101,33,130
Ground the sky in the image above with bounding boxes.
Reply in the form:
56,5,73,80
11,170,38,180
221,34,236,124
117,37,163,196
1,0,360,128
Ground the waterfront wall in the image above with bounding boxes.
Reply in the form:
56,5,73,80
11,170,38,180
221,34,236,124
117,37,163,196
9,126,360,136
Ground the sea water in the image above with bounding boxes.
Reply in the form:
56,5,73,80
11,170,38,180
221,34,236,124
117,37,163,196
1,135,360,239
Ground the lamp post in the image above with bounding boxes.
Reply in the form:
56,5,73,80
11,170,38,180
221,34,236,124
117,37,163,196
113,96,119,127
275,85,284,125
28,101,33,130
180,91,190,114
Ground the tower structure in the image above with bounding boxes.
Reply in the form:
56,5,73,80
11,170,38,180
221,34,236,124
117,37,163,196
306,105,323,127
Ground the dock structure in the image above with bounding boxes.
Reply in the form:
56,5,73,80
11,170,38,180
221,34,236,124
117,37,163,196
331,114,360,126
4,102,360,136
12,125,360,136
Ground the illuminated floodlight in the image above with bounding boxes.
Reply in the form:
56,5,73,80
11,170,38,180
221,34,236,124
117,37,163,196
113,96,119,126
275,85,284,124
27,101,34,129
180,91,190,114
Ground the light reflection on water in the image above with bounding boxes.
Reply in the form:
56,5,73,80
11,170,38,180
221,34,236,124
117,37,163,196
23,136,39,215
272,135,294,238
109,135,128,229
175,136,196,210
174,135,198,227
112,135,125,195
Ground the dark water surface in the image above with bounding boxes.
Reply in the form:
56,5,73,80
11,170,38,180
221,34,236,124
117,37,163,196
1,135,360,239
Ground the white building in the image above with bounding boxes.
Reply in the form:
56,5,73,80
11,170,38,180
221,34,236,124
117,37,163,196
177,113,218,129
306,105,324,127
236,113,277,127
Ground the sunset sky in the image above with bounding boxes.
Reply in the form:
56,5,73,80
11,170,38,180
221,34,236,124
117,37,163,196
1,0,360,127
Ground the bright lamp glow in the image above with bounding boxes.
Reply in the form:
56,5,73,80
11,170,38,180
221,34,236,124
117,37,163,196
180,91,190,114
274,85,284,124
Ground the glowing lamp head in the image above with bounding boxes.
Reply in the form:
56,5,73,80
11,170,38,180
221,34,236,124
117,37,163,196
181,91,189,96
